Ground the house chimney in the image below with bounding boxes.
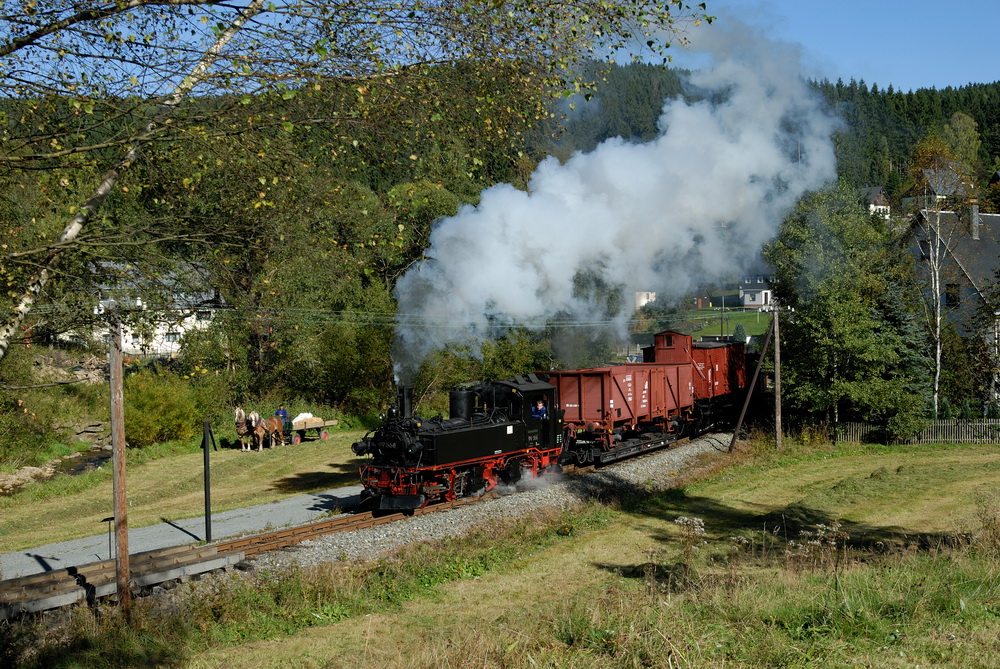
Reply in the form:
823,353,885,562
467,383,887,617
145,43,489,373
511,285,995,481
971,198,980,240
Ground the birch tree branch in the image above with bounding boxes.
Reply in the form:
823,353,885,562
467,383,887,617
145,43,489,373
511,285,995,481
0,0,265,365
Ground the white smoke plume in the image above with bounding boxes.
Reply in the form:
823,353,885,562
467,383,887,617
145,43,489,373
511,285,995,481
392,21,838,382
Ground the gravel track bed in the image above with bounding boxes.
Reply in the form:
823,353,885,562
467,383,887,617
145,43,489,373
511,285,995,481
250,433,733,572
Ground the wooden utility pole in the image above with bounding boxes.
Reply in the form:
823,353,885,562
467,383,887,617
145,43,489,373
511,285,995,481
774,308,782,450
728,313,775,453
108,302,131,616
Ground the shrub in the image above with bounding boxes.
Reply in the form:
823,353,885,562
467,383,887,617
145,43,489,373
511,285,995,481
123,370,200,447
0,401,51,470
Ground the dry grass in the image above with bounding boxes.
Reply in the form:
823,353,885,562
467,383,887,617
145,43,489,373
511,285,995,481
0,431,366,551
189,509,661,669
689,443,1000,533
7,439,1000,669
186,441,1000,669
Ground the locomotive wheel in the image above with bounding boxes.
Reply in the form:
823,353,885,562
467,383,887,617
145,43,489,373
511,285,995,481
499,460,522,485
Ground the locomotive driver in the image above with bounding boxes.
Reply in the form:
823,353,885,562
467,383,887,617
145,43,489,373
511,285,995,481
532,399,548,420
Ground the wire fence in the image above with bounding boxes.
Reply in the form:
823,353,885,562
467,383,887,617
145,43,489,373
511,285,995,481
837,420,1000,445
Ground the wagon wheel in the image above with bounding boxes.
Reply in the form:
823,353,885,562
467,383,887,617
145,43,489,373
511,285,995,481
291,432,303,445
320,430,330,440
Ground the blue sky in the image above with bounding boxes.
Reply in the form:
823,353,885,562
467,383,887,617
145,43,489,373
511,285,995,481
671,0,998,92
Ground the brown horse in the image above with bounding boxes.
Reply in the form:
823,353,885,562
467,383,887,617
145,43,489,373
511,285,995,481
235,407,253,452
249,411,284,451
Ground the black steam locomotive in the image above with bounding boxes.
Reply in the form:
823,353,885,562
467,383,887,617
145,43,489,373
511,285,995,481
351,375,564,510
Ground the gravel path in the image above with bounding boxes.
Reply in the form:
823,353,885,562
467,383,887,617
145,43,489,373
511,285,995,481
250,433,733,571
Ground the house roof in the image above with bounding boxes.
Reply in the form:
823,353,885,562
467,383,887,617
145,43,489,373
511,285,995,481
923,164,973,199
911,208,1000,296
861,185,888,205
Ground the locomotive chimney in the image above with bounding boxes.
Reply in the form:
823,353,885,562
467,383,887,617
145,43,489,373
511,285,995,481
449,388,475,421
397,386,414,419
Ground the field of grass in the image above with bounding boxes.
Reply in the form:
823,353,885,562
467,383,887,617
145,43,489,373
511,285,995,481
5,438,999,668
0,429,368,553
678,307,773,338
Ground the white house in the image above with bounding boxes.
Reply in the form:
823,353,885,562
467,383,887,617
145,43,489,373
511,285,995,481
635,291,656,310
93,297,217,356
738,273,773,309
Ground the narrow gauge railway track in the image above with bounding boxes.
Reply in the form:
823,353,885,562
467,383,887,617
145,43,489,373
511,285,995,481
0,493,494,620
213,491,496,558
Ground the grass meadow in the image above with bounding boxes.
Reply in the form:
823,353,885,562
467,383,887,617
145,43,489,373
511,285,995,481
3,438,1000,668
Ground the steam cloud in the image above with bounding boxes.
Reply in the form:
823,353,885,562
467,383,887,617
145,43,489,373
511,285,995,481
392,23,839,382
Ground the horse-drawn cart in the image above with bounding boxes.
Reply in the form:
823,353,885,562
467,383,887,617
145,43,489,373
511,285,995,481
286,416,339,444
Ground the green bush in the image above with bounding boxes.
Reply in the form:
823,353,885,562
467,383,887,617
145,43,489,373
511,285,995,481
0,401,51,470
0,346,53,469
124,370,200,447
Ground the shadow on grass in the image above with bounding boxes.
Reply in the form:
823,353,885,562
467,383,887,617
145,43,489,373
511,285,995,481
215,437,245,450
610,487,971,571
594,488,975,589
268,460,364,495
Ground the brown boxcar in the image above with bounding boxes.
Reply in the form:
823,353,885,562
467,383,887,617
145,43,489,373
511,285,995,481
545,357,698,453
691,341,748,399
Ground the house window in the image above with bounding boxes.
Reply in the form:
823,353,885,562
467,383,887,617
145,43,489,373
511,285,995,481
748,293,757,302
196,310,212,321
165,331,180,343
945,284,961,307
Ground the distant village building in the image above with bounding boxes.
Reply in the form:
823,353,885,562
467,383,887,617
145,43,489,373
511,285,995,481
635,291,656,310
901,161,975,213
862,185,891,220
904,200,1000,399
61,264,222,357
738,272,774,309
904,202,999,336
93,296,219,357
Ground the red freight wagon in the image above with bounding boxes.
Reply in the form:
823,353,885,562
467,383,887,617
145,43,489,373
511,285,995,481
545,362,695,453
642,330,694,364
691,341,747,399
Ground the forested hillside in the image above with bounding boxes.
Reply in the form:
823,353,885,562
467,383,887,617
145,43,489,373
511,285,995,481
4,45,1000,467
547,65,1000,210
817,78,1000,204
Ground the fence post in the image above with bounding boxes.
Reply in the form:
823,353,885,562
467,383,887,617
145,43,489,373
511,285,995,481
202,420,212,543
